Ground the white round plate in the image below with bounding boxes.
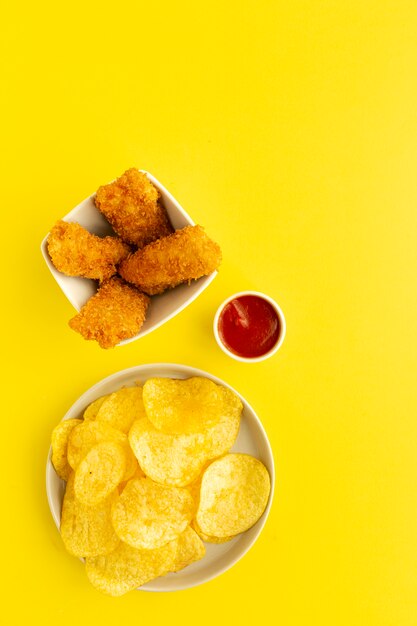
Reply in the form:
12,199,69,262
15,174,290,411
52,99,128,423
46,363,275,592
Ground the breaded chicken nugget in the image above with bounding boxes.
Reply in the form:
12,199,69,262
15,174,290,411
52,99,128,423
119,225,222,295
69,277,150,349
47,220,130,282
95,168,173,247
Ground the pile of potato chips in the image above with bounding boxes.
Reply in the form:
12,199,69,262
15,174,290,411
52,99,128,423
51,377,271,596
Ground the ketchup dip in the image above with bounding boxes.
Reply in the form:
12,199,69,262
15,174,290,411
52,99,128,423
214,292,286,361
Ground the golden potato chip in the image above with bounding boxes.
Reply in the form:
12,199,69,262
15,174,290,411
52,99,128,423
143,377,227,434
186,476,201,506
202,386,242,457
74,441,126,505
51,418,82,481
170,526,205,572
129,418,208,487
83,395,109,421
67,420,134,481
61,474,120,557
122,447,139,482
129,388,241,488
191,519,235,544
118,464,146,493
196,453,271,537
131,464,146,479
67,421,127,470
85,539,177,596
95,386,146,434
111,477,194,549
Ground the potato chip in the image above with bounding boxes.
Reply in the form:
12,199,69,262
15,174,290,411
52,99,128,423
83,395,109,421
186,475,202,506
143,377,227,434
51,418,82,481
111,477,194,549
118,464,146,493
67,420,134,481
95,386,146,434
196,453,271,537
129,387,241,488
74,441,126,505
202,386,242,457
122,448,140,482
85,539,177,596
67,421,126,469
131,464,146,479
128,418,209,487
191,519,235,544
170,526,205,572
61,474,120,557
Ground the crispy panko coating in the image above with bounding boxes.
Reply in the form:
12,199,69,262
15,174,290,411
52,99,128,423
69,277,150,349
47,220,130,282
118,225,222,295
95,168,173,247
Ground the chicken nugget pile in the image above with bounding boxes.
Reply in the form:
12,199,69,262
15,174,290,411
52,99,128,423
50,377,271,596
47,169,222,348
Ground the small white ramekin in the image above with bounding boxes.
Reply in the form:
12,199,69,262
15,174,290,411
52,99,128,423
213,291,286,363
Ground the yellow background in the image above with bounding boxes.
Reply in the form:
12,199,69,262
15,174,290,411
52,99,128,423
2,1,417,624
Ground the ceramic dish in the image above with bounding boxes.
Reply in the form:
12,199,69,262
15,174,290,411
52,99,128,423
46,363,275,591
40,172,217,345
213,291,286,362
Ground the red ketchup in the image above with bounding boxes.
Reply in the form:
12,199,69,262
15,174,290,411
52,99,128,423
217,295,281,358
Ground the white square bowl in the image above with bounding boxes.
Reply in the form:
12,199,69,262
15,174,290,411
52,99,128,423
40,171,218,346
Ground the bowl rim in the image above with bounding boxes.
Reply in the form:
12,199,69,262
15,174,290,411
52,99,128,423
213,291,286,363
46,362,275,592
